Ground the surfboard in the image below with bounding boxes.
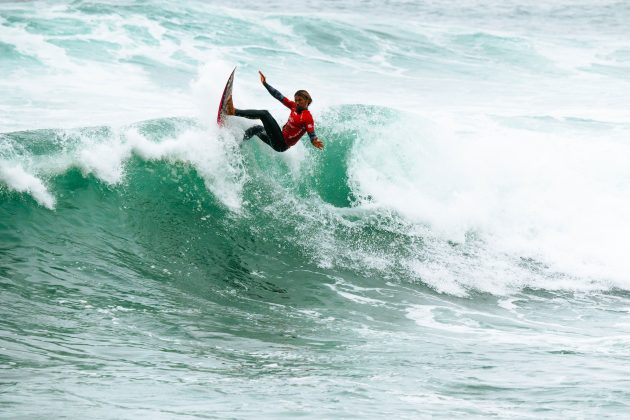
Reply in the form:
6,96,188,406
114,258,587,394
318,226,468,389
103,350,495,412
217,67,236,126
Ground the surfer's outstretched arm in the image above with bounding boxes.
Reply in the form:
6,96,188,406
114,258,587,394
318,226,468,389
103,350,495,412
257,70,324,150
259,71,294,109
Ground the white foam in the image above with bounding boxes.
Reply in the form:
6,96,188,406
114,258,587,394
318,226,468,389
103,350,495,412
96,125,248,211
345,109,630,293
325,282,386,306
3,0,630,295
0,161,55,209
77,129,131,184
1,121,248,211
0,6,219,131
405,303,630,356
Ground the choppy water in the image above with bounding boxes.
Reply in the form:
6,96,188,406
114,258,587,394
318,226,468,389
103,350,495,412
2,1,630,418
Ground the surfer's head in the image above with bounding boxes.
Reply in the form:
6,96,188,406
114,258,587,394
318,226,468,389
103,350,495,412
294,90,312,108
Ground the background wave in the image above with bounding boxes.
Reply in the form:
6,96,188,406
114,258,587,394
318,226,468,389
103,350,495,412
3,1,630,417
3,100,630,296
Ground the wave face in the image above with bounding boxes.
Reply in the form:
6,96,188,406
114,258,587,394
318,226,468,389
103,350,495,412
2,1,630,418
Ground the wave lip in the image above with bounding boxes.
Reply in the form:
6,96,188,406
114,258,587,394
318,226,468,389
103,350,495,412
0,161,55,209
0,118,247,211
2,103,630,296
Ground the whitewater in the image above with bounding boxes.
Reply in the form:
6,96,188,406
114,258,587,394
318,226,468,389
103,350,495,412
2,0,630,418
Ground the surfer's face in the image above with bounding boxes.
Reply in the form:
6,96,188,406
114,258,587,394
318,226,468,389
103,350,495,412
295,95,309,109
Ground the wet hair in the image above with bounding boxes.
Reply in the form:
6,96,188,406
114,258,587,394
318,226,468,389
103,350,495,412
294,90,312,105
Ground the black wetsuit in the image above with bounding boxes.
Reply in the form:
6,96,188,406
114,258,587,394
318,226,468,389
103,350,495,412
235,109,288,152
235,81,320,152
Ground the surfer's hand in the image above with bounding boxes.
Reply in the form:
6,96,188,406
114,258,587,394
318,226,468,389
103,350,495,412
259,71,266,85
312,139,324,150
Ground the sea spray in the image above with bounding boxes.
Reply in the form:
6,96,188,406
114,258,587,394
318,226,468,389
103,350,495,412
3,1,630,418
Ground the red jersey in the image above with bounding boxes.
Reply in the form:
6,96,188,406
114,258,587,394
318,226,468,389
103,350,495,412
263,81,318,148
280,98,316,147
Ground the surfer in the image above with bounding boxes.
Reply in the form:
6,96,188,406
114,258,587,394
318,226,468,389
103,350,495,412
226,71,324,152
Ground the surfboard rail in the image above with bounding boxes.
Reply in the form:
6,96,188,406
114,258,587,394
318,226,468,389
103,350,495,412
217,67,236,126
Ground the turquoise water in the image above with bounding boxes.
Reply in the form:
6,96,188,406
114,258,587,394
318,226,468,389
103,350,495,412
2,1,630,418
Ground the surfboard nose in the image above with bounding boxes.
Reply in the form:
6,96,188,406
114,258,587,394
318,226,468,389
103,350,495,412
217,67,236,126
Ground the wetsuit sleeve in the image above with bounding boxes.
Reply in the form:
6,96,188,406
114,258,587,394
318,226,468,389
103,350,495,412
263,81,295,109
304,112,318,141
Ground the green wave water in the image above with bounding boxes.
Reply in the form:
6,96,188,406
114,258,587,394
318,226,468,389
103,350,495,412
3,0,630,418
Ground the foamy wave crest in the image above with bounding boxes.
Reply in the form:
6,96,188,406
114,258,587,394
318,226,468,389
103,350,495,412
346,111,630,294
0,161,55,209
1,120,248,211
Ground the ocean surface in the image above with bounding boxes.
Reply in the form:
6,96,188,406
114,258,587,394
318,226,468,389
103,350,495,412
2,0,630,418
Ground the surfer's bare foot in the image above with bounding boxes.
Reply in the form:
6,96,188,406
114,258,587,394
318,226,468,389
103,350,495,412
226,96,235,116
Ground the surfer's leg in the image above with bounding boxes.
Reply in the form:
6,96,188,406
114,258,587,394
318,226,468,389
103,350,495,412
243,125,264,140
235,109,288,152
256,132,275,149
243,126,285,152
243,125,277,151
